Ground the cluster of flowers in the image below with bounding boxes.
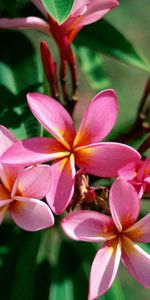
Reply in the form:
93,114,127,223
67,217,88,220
1,1,150,299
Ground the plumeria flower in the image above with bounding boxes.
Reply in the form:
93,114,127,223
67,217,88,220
118,156,150,198
0,125,54,231
1,90,140,214
61,178,150,300
0,0,119,42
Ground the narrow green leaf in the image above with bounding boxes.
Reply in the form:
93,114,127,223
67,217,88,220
48,240,90,300
10,231,41,300
41,0,74,24
77,46,112,92
75,19,150,72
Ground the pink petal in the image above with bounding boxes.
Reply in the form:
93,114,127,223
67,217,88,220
109,178,140,231
125,213,150,243
0,183,13,209
118,161,138,180
0,17,50,35
0,183,10,201
27,93,76,149
31,0,48,17
73,89,118,147
18,165,51,199
144,177,150,184
0,184,12,207
75,142,141,177
0,125,17,157
78,0,119,27
137,157,150,181
61,210,116,242
0,164,22,192
70,0,88,16
1,138,68,166
121,236,150,288
46,155,75,215
10,198,54,231
88,238,121,300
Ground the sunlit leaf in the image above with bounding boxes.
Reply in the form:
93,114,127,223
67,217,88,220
75,19,150,72
77,46,112,92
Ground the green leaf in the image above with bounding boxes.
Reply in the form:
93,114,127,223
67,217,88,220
75,19,150,72
0,224,41,300
0,30,42,138
48,239,91,300
77,46,112,92
10,231,41,300
41,0,74,24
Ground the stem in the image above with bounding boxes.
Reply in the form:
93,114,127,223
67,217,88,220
138,135,150,155
40,124,44,137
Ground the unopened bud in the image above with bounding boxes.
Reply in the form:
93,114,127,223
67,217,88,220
40,41,55,82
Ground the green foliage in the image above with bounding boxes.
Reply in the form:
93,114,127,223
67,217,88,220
41,0,74,24
75,19,150,72
0,30,42,138
0,0,30,17
77,46,112,92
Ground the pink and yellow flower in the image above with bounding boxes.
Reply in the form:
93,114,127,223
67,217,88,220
61,178,150,299
0,0,119,42
118,156,150,198
1,90,140,214
0,125,54,231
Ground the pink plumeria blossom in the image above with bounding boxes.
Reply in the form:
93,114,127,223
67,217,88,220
0,125,54,231
118,157,150,198
0,0,119,42
1,90,140,214
61,178,150,299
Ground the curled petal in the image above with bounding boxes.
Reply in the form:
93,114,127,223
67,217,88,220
0,125,17,157
70,0,88,16
109,178,140,231
1,138,68,166
75,142,141,177
118,161,139,181
73,0,119,28
17,165,51,199
73,89,118,147
10,198,54,231
137,157,150,181
46,155,75,215
122,236,150,288
88,239,121,300
125,213,150,243
0,17,50,35
61,210,116,242
27,93,76,149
